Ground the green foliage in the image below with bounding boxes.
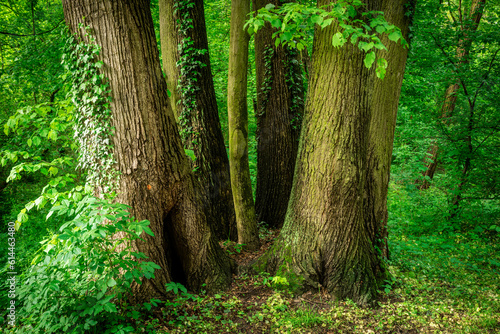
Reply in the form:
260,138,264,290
245,1,407,79
15,196,159,333
62,27,118,193
393,0,500,226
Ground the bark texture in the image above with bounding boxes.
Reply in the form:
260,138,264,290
365,0,414,258
159,0,237,240
228,0,260,250
62,0,232,300
255,0,411,304
253,0,304,229
159,0,181,118
418,0,486,189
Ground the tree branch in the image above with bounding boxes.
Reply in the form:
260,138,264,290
0,18,64,37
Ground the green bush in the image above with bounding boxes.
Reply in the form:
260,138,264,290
14,196,159,333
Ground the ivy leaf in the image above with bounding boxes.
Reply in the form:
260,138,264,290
376,25,386,34
361,42,375,52
376,58,388,79
364,51,376,69
388,31,401,42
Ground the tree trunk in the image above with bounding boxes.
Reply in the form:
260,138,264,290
62,0,232,301
159,0,181,118
365,0,414,258
253,0,304,229
227,0,260,250
255,0,410,304
159,0,237,241
417,0,486,189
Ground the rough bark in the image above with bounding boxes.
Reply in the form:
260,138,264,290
159,0,237,241
159,0,181,118
253,0,304,229
418,0,486,189
254,0,410,304
228,0,260,250
62,0,232,300
365,0,414,258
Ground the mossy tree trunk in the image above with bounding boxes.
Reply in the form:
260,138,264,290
253,0,304,229
159,0,181,118
365,0,414,258
255,0,411,304
62,0,233,300
159,0,237,240
227,0,260,251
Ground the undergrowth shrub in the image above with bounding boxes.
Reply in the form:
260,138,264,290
15,196,159,333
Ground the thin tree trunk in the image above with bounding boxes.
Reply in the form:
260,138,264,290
253,0,304,229
228,0,260,250
418,0,486,189
62,0,233,301
255,0,410,304
159,0,181,118
159,0,237,240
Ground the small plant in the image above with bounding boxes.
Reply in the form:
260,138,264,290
222,239,246,255
270,275,290,291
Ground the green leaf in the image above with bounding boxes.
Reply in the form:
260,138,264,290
32,136,41,146
143,226,154,237
48,166,59,176
270,19,282,28
184,149,196,161
310,15,323,25
364,51,376,68
361,42,375,52
376,25,386,34
27,138,32,147
103,303,117,313
347,5,357,18
281,31,293,43
332,32,346,47
107,278,117,287
388,31,401,42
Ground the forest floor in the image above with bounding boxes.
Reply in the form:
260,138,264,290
142,225,500,334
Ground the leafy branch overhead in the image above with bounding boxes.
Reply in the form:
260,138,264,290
245,0,408,79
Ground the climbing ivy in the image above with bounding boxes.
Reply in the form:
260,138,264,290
174,0,207,164
283,47,304,130
61,26,118,194
258,46,274,117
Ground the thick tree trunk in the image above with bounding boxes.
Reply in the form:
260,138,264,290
253,0,304,229
228,0,260,250
417,0,486,189
159,0,237,241
365,0,414,258
62,0,232,300
255,0,410,304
